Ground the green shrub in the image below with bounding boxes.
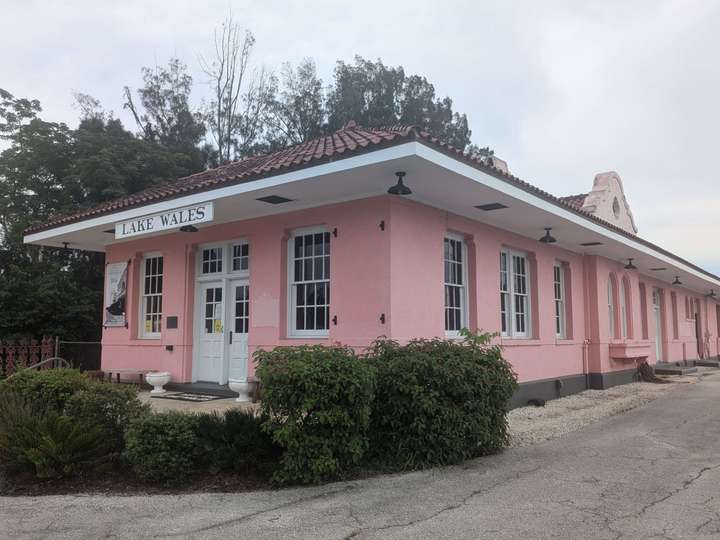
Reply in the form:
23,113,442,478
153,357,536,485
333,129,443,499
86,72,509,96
0,369,90,411
124,411,201,485
367,330,517,470
196,409,282,476
65,383,151,451
0,391,112,479
255,345,375,485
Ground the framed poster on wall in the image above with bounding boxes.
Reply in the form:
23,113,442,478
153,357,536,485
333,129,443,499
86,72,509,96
104,262,128,327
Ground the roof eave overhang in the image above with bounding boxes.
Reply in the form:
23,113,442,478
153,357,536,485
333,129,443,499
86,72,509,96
23,140,720,292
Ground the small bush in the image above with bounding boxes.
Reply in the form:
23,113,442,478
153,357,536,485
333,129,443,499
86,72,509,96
367,330,517,470
65,383,151,451
196,409,282,476
124,411,201,485
0,369,90,411
0,391,111,479
255,345,375,485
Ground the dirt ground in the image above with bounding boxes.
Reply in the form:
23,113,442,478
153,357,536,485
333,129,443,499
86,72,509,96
507,367,717,447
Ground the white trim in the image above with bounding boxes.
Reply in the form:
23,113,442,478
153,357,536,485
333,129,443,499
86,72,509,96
23,144,417,244
287,226,330,338
413,143,720,289
444,233,469,337
138,253,163,339
501,247,532,338
553,262,566,339
24,139,720,290
620,278,630,339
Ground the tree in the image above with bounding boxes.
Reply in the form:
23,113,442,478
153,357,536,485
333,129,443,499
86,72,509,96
0,88,41,141
326,56,474,150
267,58,325,148
0,91,198,340
200,16,276,162
123,58,210,172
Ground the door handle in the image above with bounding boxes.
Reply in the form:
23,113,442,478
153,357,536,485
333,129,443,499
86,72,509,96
229,331,233,344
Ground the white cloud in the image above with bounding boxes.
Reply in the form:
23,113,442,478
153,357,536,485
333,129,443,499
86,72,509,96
1,0,718,272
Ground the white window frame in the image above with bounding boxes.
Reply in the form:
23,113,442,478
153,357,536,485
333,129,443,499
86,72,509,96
608,278,616,339
288,226,331,338
200,244,224,275
553,263,566,339
620,279,630,339
500,248,531,338
230,241,250,274
139,252,163,339
196,239,250,281
444,234,469,337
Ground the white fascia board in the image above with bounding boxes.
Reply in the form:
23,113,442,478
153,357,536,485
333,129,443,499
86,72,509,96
415,143,720,289
23,143,418,245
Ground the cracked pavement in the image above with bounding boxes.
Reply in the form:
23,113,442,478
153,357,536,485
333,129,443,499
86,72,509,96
3,373,720,539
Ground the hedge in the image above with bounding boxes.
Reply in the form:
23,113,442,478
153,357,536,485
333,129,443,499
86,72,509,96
366,330,517,469
254,345,375,485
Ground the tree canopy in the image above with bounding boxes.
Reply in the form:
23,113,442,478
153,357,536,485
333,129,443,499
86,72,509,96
0,22,487,340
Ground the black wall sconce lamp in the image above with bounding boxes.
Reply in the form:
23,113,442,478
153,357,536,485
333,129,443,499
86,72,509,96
539,227,556,244
672,276,682,286
388,171,412,195
179,225,198,233
624,258,637,270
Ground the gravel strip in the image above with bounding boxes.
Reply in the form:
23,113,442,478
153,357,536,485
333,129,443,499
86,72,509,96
507,368,720,448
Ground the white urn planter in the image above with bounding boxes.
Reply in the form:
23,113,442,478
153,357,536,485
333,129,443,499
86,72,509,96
146,371,171,395
228,378,252,402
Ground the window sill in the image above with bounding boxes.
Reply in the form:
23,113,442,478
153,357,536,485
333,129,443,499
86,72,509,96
501,338,541,347
285,335,329,340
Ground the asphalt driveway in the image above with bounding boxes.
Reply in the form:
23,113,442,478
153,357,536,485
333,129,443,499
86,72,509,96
3,373,720,539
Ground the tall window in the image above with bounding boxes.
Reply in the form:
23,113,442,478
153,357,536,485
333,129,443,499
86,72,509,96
608,277,616,339
500,249,530,338
289,229,330,336
553,263,566,338
444,236,467,334
620,279,629,338
639,283,649,339
140,255,163,338
671,292,679,339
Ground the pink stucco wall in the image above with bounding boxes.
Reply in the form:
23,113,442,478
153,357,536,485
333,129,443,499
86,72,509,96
102,195,720,385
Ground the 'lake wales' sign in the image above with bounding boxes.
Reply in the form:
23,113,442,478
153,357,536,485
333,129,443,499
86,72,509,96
115,202,214,239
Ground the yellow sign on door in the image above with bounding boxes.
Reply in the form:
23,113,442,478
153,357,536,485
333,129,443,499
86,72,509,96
214,319,223,333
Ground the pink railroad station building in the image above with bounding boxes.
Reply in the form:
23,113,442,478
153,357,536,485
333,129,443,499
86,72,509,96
24,124,720,406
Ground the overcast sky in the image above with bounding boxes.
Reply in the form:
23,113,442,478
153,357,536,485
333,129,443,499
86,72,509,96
3,0,719,273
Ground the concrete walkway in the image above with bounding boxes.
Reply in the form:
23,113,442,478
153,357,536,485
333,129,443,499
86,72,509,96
3,373,720,539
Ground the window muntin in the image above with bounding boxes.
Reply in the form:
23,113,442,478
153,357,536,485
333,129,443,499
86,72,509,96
201,247,223,274
444,236,467,334
232,243,249,272
203,286,223,334
620,280,629,338
140,255,163,337
608,278,616,339
234,285,249,333
289,230,330,336
553,264,566,338
500,249,531,338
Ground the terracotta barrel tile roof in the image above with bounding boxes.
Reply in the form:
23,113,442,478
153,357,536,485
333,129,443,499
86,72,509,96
25,125,421,234
22,122,636,242
558,193,588,210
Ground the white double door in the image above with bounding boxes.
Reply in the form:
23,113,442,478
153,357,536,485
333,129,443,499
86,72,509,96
195,279,249,384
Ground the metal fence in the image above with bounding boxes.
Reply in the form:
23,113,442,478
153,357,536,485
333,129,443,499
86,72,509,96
0,336,54,378
0,336,101,378
55,339,102,372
